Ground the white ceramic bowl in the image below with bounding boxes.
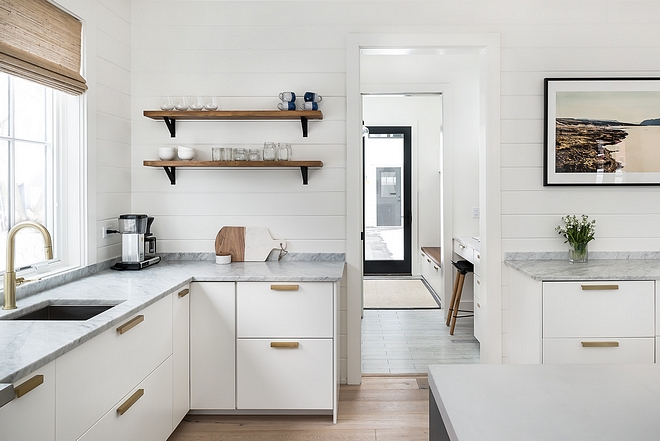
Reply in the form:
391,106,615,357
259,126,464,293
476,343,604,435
158,147,176,161
177,146,195,160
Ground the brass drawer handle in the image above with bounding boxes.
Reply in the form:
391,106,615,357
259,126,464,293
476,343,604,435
433,265,439,270
178,288,189,298
581,285,619,291
117,315,144,335
270,342,299,348
270,285,299,291
459,244,466,249
427,258,431,263
476,254,480,259
117,389,144,415
476,303,481,308
581,341,619,348
15,375,44,398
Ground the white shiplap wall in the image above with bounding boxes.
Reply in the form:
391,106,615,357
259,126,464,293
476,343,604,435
130,0,660,370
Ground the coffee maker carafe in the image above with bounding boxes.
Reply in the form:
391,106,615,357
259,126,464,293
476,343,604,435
111,214,161,270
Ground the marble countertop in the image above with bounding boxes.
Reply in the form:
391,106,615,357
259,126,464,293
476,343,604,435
504,258,660,281
0,259,344,384
429,363,660,441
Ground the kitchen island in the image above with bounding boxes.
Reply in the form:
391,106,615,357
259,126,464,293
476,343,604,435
428,363,660,441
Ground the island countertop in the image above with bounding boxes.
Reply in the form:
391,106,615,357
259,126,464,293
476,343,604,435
0,259,345,384
428,363,660,441
504,258,660,281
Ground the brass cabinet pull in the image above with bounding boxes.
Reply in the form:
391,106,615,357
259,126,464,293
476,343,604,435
477,279,481,285
433,265,439,270
476,254,480,259
117,315,144,335
581,285,619,291
459,244,466,249
117,389,144,415
15,375,44,398
581,341,619,348
178,288,189,298
270,342,299,348
270,285,299,291
476,303,481,308
427,258,431,263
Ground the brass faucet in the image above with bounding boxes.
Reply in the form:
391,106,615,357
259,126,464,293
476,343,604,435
3,221,53,310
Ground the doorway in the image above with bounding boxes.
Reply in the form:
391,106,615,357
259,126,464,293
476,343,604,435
363,126,412,275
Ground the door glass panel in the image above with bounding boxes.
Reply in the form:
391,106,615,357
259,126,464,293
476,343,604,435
364,134,404,261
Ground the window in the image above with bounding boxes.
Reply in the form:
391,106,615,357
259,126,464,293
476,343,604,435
0,72,83,275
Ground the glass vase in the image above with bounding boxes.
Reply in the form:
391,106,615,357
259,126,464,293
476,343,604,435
569,242,588,263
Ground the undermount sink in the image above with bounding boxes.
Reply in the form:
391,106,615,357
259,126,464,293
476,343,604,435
5,304,118,321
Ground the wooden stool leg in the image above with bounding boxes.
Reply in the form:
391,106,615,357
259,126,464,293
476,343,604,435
446,270,461,326
450,273,466,335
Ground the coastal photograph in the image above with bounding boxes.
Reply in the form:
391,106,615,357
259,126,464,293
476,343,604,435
545,79,660,185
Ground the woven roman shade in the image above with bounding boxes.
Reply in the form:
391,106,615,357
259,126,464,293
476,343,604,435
0,0,86,95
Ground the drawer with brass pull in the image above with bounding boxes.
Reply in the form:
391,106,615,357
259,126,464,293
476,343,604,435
543,338,654,364
237,282,333,338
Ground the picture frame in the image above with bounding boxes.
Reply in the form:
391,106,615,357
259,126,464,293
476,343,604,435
544,77,660,186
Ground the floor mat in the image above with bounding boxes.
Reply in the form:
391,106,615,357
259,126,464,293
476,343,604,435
363,279,439,309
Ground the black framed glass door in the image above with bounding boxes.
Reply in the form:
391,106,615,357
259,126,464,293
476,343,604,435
363,126,412,275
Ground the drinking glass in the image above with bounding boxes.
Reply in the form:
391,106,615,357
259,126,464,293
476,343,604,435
174,96,189,111
263,142,276,161
160,96,175,111
189,96,204,111
203,96,219,111
220,147,233,161
212,147,222,161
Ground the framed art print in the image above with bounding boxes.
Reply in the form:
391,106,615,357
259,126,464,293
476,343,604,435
544,78,660,186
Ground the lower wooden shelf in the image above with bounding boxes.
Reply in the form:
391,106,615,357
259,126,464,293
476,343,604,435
143,160,323,185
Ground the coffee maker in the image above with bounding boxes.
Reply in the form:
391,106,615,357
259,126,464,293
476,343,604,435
111,214,161,270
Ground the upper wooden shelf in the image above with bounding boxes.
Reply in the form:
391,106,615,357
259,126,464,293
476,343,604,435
143,110,323,138
143,160,324,185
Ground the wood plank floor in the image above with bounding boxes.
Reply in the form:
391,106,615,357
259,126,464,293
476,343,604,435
168,377,429,441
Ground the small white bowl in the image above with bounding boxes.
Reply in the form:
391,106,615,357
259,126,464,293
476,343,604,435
158,147,176,161
177,146,195,160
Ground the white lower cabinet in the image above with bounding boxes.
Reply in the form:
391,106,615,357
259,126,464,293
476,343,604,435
0,361,55,441
190,282,236,410
237,339,333,409
473,275,483,343
56,293,173,441
543,338,655,364
420,249,441,296
78,357,173,441
172,285,190,427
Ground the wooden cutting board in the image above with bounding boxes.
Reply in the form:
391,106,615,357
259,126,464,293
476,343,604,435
215,226,286,262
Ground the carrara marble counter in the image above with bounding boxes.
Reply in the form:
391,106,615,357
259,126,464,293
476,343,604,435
0,259,344,384
504,258,660,281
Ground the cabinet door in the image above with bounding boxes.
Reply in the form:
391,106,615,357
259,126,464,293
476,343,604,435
173,285,190,427
0,361,55,441
190,282,236,410
474,275,483,343
56,295,173,441
237,339,333,410
78,357,173,441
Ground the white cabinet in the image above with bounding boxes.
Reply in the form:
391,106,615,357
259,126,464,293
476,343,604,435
78,357,173,441
56,294,173,441
542,281,655,364
0,361,55,441
473,274,484,343
190,282,235,410
236,282,335,412
420,248,441,296
172,285,190,427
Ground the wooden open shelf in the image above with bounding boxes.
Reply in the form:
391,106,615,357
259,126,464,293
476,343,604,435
143,160,324,185
143,110,323,138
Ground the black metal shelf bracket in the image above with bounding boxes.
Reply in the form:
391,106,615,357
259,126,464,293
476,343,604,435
163,117,176,137
163,166,176,185
300,116,309,137
300,166,309,185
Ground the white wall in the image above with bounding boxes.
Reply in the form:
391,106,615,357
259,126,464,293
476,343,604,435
56,0,132,264
128,0,660,371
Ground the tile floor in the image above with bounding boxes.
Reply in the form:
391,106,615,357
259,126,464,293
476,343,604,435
362,309,480,374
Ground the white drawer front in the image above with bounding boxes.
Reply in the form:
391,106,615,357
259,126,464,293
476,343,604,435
237,339,333,410
237,282,333,338
56,296,173,441
543,338,655,364
473,250,481,276
474,277,483,343
542,281,654,338
453,240,473,262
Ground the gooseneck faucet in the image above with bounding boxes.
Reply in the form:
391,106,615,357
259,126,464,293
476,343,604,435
3,221,53,310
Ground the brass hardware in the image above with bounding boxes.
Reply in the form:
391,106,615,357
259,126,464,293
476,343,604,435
433,265,439,270
270,342,299,348
459,244,466,249
3,221,53,310
477,279,481,285
178,288,189,298
117,315,144,334
581,285,619,291
476,254,480,259
427,258,431,263
477,303,481,308
581,341,619,348
270,285,299,291
15,375,44,398
117,389,144,415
